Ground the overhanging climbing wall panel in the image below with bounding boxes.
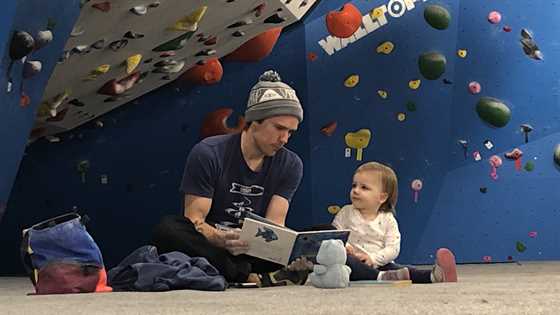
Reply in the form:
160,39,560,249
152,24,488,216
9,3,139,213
31,0,316,140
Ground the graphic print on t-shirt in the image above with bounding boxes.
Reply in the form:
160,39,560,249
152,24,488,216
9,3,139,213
224,182,264,221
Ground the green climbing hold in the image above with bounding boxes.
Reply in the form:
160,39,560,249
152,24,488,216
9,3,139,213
524,161,535,172
554,144,560,167
418,52,446,80
516,241,526,253
406,101,417,112
476,97,511,128
152,31,195,52
424,5,451,30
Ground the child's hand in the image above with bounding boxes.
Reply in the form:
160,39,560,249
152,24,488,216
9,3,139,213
354,252,374,267
345,243,355,256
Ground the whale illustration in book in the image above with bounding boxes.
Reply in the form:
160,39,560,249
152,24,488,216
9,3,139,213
255,227,278,242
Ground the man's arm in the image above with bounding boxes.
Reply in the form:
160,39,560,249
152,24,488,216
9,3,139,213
184,194,249,254
264,195,290,226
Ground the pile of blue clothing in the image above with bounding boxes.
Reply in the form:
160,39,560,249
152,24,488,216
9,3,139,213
108,245,226,291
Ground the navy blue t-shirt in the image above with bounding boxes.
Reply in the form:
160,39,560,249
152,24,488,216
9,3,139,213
180,133,303,226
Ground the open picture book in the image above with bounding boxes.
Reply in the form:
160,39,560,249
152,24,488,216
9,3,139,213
239,217,351,266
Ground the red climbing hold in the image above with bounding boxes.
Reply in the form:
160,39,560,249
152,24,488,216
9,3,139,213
325,3,362,38
20,93,31,107
180,58,223,85
223,27,282,62
200,108,245,139
97,72,141,96
92,1,111,12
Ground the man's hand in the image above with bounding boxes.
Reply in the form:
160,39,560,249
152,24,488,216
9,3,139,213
222,229,249,256
345,243,355,256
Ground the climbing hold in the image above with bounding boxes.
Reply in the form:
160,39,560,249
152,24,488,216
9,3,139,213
228,18,254,28
408,79,421,90
326,3,362,38
503,25,512,32
92,1,111,12
199,108,245,139
70,26,85,37
223,27,281,62
77,160,90,183
109,39,128,51
520,124,533,143
473,151,482,161
476,97,511,128
345,129,371,161
468,81,481,94
195,49,216,57
91,39,106,50
505,148,523,171
554,144,560,167
307,52,318,61
520,28,543,61
524,161,535,172
232,31,245,37
180,58,223,85
376,41,395,55
160,51,176,58
458,140,468,159
482,256,492,263
397,112,406,122
204,36,217,46
457,49,467,58
264,13,286,24
377,90,388,99
488,11,501,24
406,101,417,112
253,3,266,17
479,187,487,194
320,121,337,136
418,52,446,80
344,74,359,88
153,60,185,74
35,30,53,50
152,32,194,51
97,72,141,96
126,54,142,74
20,93,31,107
488,155,502,180
168,6,208,32
130,5,148,15
528,231,537,238
424,5,451,30
124,31,145,39
23,61,42,79
10,31,35,60
485,140,494,150
443,78,453,85
69,99,85,107
85,64,110,81
516,241,526,253
411,179,423,203
38,90,71,117
327,205,341,215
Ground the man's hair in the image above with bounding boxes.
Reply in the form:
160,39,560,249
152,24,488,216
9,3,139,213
243,119,264,131
355,162,398,214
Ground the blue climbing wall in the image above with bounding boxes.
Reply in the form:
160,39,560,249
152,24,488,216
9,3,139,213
0,0,80,223
1,0,560,275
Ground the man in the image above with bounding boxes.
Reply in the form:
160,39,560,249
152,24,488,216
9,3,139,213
152,70,308,286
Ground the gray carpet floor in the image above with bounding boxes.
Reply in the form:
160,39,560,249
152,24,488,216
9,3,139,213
1,261,559,315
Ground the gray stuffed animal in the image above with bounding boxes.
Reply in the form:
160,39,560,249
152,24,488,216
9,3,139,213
309,239,352,288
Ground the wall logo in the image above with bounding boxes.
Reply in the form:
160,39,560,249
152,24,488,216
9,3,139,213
318,0,429,56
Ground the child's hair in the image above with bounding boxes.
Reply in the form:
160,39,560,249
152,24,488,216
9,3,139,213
355,161,398,214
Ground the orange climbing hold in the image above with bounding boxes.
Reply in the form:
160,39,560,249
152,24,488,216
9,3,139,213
200,108,245,139
180,58,223,85
223,27,282,62
325,3,362,38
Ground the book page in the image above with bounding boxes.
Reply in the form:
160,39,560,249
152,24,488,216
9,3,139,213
239,218,298,266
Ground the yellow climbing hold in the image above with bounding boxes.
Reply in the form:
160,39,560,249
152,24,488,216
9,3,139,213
38,89,71,117
397,112,406,122
168,6,208,32
94,64,111,75
344,74,360,88
376,41,394,55
126,54,142,74
408,79,421,90
345,129,372,161
327,205,341,215
457,49,468,58
377,89,388,99
370,7,384,18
